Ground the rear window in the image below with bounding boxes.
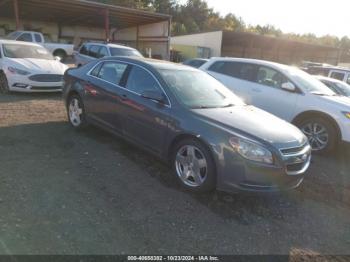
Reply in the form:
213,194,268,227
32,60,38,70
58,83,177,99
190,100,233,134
109,47,143,57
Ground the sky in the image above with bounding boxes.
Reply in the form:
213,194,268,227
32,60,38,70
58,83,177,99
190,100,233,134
180,0,349,38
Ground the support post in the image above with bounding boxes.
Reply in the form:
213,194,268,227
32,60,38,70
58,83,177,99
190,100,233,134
104,8,110,42
13,0,20,30
136,25,139,50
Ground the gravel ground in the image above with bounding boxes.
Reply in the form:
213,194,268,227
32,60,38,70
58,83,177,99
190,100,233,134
0,93,349,255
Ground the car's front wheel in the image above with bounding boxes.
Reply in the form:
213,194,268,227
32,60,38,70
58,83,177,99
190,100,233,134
172,139,216,192
67,94,87,129
0,72,9,93
298,117,337,154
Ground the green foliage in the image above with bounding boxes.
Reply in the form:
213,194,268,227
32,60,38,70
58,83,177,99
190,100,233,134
92,0,350,51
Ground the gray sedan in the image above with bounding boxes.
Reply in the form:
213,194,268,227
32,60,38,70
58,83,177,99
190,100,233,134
63,57,311,193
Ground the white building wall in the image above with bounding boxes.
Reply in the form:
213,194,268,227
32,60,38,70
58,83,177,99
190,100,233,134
171,31,223,57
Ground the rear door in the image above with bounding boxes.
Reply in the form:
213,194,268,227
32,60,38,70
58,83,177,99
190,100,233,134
84,61,129,133
118,65,171,153
206,61,257,104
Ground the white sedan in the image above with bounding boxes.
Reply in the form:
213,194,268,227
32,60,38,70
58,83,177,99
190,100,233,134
0,40,68,93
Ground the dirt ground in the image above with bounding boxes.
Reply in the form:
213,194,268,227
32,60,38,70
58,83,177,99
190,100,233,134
0,93,349,255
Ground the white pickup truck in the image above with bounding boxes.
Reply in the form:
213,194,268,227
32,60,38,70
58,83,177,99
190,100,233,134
6,31,74,60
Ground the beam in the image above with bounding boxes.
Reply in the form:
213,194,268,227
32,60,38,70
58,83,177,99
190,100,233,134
13,0,20,30
104,8,110,42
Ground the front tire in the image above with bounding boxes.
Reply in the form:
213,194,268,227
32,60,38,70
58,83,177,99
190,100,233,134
67,94,87,130
171,139,216,193
298,117,338,154
0,72,10,93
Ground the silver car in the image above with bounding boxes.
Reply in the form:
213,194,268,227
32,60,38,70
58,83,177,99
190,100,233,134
74,42,143,67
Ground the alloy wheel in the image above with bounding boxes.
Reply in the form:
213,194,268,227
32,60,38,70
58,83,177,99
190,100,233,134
175,145,208,187
0,73,9,93
68,98,83,127
301,122,329,151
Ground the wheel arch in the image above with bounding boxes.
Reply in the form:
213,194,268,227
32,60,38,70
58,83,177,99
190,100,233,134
292,110,342,141
53,48,67,57
167,133,217,164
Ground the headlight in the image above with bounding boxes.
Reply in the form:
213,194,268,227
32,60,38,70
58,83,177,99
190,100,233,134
342,112,350,119
229,137,274,164
8,67,31,75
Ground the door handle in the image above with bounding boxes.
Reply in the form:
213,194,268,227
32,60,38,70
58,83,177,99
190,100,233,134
252,88,261,93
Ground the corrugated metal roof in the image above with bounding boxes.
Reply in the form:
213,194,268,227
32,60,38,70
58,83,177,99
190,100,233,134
0,0,171,29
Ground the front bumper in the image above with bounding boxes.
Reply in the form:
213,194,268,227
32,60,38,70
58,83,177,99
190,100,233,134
6,73,63,93
339,119,350,143
216,144,312,193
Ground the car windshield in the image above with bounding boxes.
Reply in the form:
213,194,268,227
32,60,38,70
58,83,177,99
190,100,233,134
287,67,336,96
159,69,244,109
3,44,54,60
334,82,350,96
110,47,143,57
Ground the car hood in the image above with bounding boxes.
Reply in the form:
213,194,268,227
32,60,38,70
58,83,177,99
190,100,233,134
8,58,68,74
192,105,306,148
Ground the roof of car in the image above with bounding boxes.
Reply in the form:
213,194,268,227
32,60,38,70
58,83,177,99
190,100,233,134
315,75,346,84
100,56,199,71
84,42,136,50
0,39,41,47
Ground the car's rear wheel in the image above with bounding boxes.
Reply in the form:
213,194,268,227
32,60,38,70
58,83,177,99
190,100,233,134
172,139,216,192
298,117,337,154
0,72,9,93
53,50,67,61
67,94,87,129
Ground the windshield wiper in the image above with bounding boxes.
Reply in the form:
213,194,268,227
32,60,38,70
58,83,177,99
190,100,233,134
192,104,234,109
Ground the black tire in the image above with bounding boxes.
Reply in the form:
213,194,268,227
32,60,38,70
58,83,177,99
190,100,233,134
298,117,338,154
171,138,216,193
53,50,67,61
0,72,10,94
67,94,88,130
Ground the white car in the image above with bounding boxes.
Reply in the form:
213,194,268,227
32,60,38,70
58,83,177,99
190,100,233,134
200,58,350,153
0,40,68,93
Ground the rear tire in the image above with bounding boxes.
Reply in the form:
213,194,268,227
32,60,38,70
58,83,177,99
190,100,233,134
171,138,216,193
67,94,87,130
298,117,338,154
53,50,67,61
0,72,9,94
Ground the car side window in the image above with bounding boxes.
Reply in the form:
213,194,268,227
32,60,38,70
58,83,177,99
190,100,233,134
125,66,160,94
208,61,256,81
89,45,100,58
17,33,33,42
255,66,289,89
330,71,345,81
97,62,128,85
98,47,109,58
34,33,42,43
90,62,103,77
80,45,88,55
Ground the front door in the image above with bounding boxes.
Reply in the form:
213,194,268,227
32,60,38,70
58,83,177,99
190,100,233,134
248,65,299,122
119,65,171,153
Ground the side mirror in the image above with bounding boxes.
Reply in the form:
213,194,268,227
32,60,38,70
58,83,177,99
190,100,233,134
54,56,62,61
141,90,166,103
281,82,296,92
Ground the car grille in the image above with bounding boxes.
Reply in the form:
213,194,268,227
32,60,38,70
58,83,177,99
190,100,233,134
29,74,63,82
279,143,311,175
280,144,307,155
31,86,62,90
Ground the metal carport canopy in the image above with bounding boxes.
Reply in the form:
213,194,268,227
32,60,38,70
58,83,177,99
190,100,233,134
0,0,171,29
